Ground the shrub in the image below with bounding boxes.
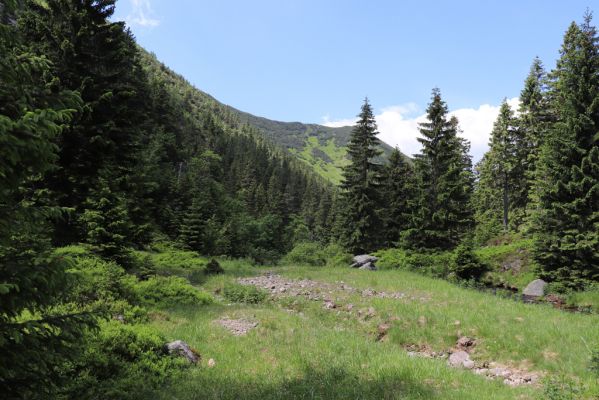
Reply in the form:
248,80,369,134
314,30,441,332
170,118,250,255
206,259,224,275
148,244,207,273
542,374,582,400
129,251,157,280
134,276,214,307
321,243,352,267
591,348,599,376
282,242,352,267
66,255,139,309
375,248,410,270
283,242,326,266
223,282,268,304
60,321,187,399
450,243,489,281
375,248,452,278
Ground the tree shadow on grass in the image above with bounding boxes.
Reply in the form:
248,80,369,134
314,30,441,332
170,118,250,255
162,363,441,400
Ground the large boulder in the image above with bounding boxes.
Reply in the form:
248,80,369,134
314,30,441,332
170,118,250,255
359,262,377,271
166,340,199,363
522,279,547,299
351,254,378,269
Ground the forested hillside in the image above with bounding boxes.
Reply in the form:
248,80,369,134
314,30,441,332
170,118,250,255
231,110,395,183
1,1,598,399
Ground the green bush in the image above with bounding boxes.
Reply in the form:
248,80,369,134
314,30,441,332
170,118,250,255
375,248,452,278
223,282,268,304
66,254,139,310
450,243,489,281
60,321,187,399
283,242,326,266
542,374,582,400
206,259,224,275
375,248,410,270
282,242,352,267
591,349,599,376
321,243,352,267
134,276,214,307
129,251,158,280
147,244,207,273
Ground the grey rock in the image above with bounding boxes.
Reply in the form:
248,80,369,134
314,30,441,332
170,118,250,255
351,254,378,268
359,262,377,271
448,350,471,368
522,279,547,298
166,340,199,363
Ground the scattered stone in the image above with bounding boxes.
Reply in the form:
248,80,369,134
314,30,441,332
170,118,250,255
376,323,391,341
323,300,337,310
490,367,512,378
166,340,199,364
417,316,427,326
362,288,376,297
522,279,547,299
217,318,258,336
448,350,471,368
456,336,476,349
366,307,376,318
237,274,416,304
346,304,354,312
207,358,216,368
463,360,475,369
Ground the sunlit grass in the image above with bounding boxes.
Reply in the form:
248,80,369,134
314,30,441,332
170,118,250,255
145,264,599,399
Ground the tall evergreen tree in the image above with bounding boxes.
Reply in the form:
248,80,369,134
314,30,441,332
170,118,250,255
20,0,149,245
403,89,474,250
340,98,383,254
533,14,599,287
380,148,415,247
519,57,550,183
0,6,93,395
481,101,521,231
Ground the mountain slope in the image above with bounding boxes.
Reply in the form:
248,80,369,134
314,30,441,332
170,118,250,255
140,50,398,184
232,110,398,183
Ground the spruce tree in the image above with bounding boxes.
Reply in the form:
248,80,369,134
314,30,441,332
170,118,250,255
20,0,149,245
340,98,383,254
519,57,550,185
0,7,93,395
381,148,415,247
533,15,599,287
483,101,521,231
403,89,474,250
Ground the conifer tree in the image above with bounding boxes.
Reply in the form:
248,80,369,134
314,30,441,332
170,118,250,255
0,7,93,394
340,98,383,253
381,148,415,247
403,89,474,250
20,0,149,245
483,101,521,231
519,57,550,186
533,14,599,287
79,177,134,266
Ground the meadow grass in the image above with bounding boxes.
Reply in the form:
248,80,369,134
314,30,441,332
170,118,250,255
148,264,599,399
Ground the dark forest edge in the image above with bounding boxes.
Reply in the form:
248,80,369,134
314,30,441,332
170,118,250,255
1,0,599,398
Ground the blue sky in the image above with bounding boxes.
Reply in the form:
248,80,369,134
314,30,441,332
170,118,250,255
113,0,597,160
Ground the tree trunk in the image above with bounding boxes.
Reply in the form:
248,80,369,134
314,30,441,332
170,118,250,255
503,174,509,231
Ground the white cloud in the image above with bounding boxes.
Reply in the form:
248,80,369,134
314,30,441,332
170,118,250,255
127,0,160,28
322,98,520,163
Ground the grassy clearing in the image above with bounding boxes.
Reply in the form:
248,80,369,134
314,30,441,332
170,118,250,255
145,262,599,399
